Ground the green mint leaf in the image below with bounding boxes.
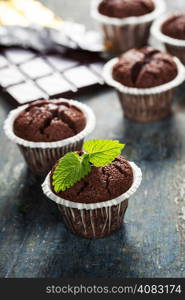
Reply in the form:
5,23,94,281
83,139,125,167
52,152,91,193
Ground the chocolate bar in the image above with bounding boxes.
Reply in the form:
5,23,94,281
0,47,105,106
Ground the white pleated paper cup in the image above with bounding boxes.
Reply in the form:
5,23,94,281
4,99,96,177
151,13,185,66
91,0,166,54
103,56,185,122
42,162,142,238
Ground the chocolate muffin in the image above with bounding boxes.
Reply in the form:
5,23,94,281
162,14,185,40
98,0,155,18
112,47,178,88
49,153,134,238
52,155,133,203
42,138,142,238
14,99,86,142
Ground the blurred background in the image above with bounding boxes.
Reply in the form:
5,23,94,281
40,0,185,25
0,0,185,29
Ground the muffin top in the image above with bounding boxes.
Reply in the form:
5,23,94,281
52,155,133,203
162,14,185,40
98,0,155,19
112,47,178,88
14,99,86,142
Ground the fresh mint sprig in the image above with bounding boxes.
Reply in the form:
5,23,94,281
83,139,125,167
52,140,125,193
52,152,91,193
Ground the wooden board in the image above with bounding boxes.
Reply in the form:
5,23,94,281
0,0,185,278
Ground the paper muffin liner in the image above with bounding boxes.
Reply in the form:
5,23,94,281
151,13,185,65
103,56,185,122
42,162,142,238
91,0,166,54
4,99,96,176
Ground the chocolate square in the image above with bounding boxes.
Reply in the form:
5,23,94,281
89,62,104,77
0,54,8,68
0,66,25,87
46,55,78,72
7,81,47,104
36,73,74,96
20,57,53,79
63,65,101,88
4,48,35,64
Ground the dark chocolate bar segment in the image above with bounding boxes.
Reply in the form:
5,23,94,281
4,48,35,64
7,81,47,104
0,66,26,87
63,65,102,88
45,55,78,72
0,54,8,68
36,73,75,96
20,57,53,79
89,62,105,77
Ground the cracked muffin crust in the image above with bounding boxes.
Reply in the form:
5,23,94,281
112,47,178,88
51,155,133,203
162,14,185,41
98,0,155,19
13,99,86,142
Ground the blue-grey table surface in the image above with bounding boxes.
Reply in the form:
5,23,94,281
1,0,185,278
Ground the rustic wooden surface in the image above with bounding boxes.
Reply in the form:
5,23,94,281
1,0,185,278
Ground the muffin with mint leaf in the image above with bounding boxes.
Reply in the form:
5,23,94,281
42,139,142,238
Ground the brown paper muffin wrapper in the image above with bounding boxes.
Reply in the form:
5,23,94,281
4,99,96,176
42,162,142,238
103,57,185,123
151,13,185,66
91,0,166,54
